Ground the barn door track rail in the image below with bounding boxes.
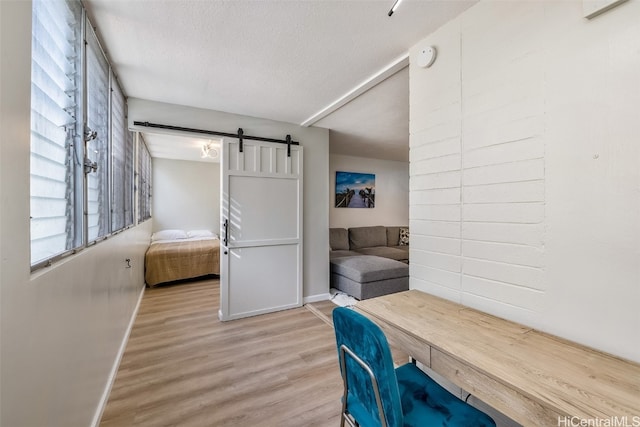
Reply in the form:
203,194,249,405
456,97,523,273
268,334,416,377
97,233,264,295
133,121,299,156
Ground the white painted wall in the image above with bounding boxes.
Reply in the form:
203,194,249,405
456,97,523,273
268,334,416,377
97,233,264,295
129,98,330,302
330,154,409,229
409,0,640,362
0,3,151,426
152,158,220,233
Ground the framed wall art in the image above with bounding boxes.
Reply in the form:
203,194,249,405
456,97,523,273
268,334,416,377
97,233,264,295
335,171,375,208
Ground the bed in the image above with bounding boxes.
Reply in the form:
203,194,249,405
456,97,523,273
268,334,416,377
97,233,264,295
145,229,220,287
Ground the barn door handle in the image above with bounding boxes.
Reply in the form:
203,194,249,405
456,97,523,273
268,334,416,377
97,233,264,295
223,218,229,247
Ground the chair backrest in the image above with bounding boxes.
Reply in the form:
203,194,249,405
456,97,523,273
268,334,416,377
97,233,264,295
332,307,403,427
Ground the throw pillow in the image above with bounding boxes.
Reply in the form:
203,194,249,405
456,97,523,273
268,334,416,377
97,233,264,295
187,229,215,238
151,229,188,242
399,228,409,246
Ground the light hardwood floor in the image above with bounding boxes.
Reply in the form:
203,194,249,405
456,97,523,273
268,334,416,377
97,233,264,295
100,279,343,427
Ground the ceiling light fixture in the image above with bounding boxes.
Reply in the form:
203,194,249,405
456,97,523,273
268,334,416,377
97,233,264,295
388,0,404,16
201,142,218,159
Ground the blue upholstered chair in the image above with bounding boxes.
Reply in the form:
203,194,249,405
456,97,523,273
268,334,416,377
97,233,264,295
332,307,496,427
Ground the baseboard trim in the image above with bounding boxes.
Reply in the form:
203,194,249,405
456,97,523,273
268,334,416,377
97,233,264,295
303,292,331,304
90,284,146,427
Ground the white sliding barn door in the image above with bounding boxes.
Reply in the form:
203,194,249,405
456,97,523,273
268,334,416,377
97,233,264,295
219,139,303,321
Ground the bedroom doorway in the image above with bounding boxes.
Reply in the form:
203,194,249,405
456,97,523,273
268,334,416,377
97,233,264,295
219,138,303,321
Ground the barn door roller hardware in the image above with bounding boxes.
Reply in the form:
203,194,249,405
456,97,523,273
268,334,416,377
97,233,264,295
133,121,299,157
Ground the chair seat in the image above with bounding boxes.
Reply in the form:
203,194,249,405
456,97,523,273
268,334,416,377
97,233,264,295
396,363,495,427
332,307,495,427
345,395,379,427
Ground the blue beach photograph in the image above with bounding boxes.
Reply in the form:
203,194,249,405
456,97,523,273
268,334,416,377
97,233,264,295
335,171,375,208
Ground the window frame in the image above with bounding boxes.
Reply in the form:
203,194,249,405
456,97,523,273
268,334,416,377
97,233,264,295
84,19,112,245
30,0,150,272
29,0,84,269
109,74,133,234
137,136,152,223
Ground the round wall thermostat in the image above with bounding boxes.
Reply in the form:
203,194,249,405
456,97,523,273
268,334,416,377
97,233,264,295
417,46,437,68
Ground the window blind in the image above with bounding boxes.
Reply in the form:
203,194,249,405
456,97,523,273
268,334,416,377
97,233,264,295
124,130,135,227
110,77,127,232
138,138,152,222
30,0,83,265
30,0,150,269
86,22,110,242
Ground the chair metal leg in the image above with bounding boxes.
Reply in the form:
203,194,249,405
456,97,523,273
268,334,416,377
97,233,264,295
339,344,388,427
342,413,358,427
340,346,349,427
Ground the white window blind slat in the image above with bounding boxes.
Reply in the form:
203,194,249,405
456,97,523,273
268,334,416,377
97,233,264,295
31,62,76,118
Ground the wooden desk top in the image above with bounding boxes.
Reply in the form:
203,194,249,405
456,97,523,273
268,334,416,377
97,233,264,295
357,290,640,424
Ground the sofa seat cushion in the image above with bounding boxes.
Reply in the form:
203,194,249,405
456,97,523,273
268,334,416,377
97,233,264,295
356,246,408,261
331,255,408,283
331,274,408,300
330,250,361,259
388,245,409,258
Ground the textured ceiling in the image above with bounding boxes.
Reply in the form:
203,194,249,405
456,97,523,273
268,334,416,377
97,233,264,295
84,0,476,162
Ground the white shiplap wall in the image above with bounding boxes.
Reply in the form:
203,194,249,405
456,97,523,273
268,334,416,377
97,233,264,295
410,19,464,303
409,0,640,362
459,1,546,321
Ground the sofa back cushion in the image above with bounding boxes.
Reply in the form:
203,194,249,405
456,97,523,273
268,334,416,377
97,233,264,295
330,228,350,251
386,226,401,246
349,226,387,249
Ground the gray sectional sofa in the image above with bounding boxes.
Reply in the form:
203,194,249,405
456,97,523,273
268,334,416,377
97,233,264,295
329,226,409,262
329,226,409,300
